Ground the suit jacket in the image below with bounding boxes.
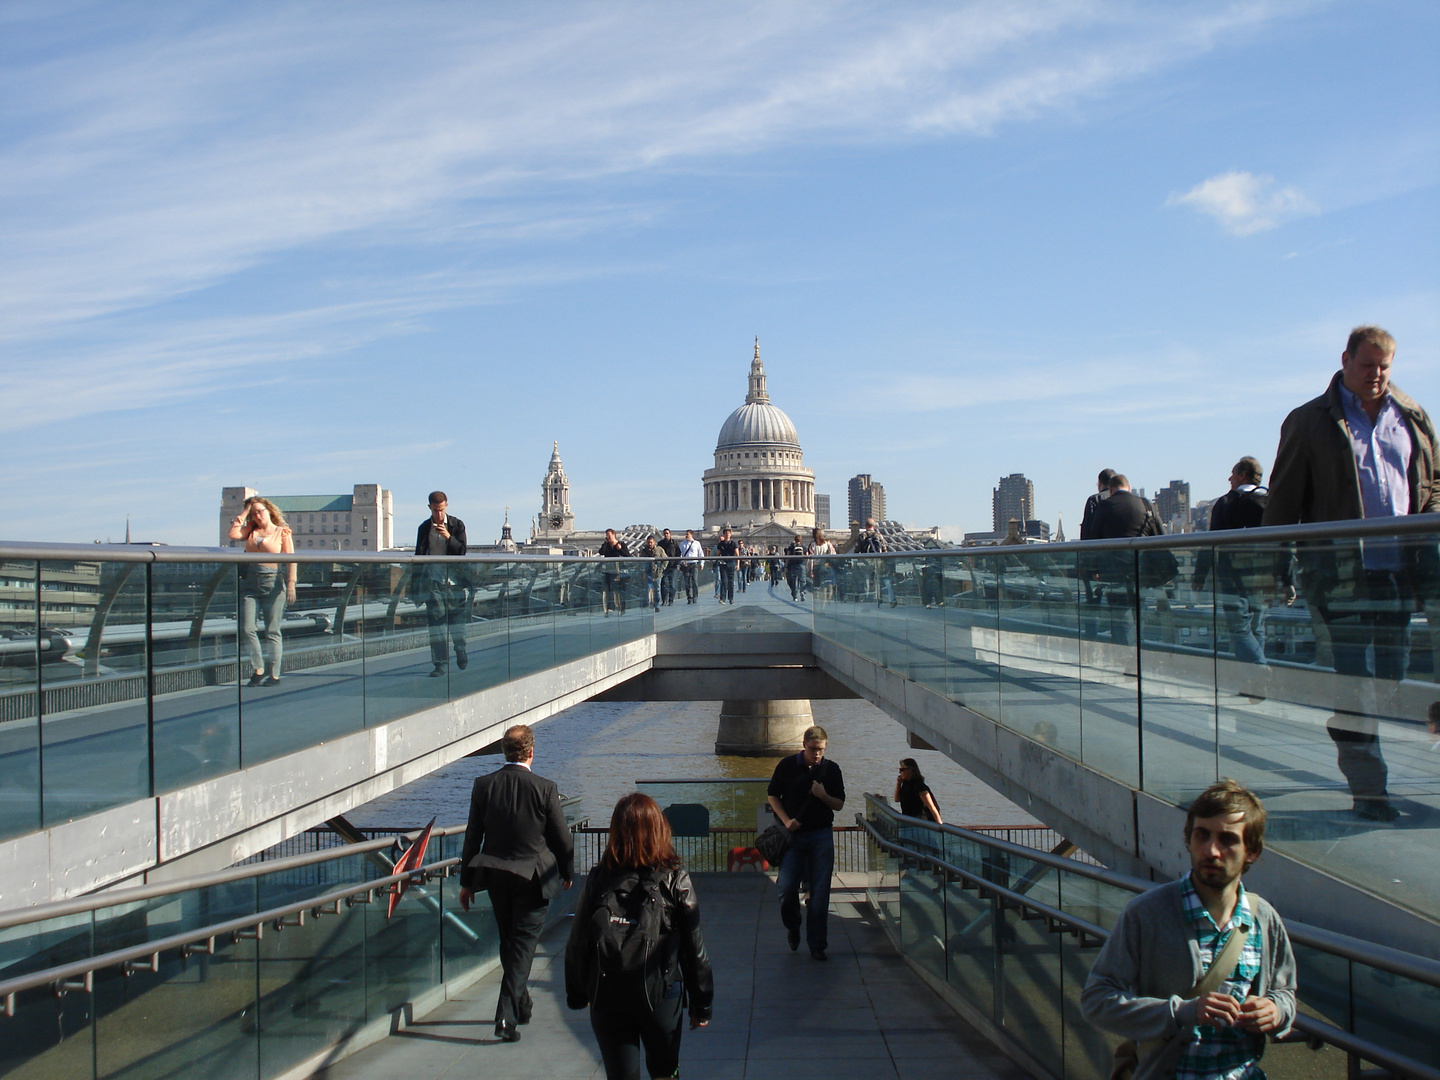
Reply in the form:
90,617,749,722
460,763,575,898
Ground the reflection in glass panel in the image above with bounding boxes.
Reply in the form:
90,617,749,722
997,550,1083,759
359,562,446,728
257,907,368,1078
1076,549,1140,788
0,982,95,1078
0,557,41,840
364,871,442,1018
95,939,259,1080
41,559,150,824
904,556,950,696
1353,962,1438,1069
996,903,1063,1077
947,554,1000,719
898,856,947,981
1138,546,1218,807
152,562,240,794
943,874,995,1021
238,560,365,767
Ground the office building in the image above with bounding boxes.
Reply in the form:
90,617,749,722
848,474,886,528
992,473,1035,534
221,484,394,551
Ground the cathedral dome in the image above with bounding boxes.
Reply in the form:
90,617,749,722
716,401,800,450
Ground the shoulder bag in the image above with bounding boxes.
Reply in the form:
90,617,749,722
1109,921,1250,1080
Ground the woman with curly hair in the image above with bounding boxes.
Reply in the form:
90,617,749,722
227,496,296,686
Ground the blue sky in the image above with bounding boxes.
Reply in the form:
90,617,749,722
3,1,1436,545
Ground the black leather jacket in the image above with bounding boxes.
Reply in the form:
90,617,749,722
564,864,714,1020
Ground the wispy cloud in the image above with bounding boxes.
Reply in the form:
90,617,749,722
1167,170,1318,235
1,3,1308,352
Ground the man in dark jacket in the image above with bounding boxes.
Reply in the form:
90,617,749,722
1193,457,1277,665
657,528,682,606
1091,474,1161,645
413,490,468,676
1263,326,1439,822
459,724,574,1042
784,534,807,600
767,725,845,960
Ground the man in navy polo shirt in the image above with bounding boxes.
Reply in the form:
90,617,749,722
766,725,846,961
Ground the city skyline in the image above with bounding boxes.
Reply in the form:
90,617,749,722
2,4,1435,547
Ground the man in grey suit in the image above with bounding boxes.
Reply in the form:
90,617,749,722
458,724,574,1042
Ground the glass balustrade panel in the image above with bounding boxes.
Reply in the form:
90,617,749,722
997,550,1084,761
0,558,41,840
946,554,1000,719
358,561,446,727
898,855,947,981
151,562,241,794
1137,546,1219,808
40,559,149,825
1075,550,1141,788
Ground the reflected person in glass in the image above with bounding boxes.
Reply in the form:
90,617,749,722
1264,325,1440,822
1191,457,1282,666
227,496,295,687
413,491,469,677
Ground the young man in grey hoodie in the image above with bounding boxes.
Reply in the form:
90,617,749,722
1081,779,1295,1080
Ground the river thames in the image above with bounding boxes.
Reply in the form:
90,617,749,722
349,696,1040,829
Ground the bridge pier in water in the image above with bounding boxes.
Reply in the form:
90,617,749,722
714,698,812,755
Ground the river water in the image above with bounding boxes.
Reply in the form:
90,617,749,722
349,697,1040,830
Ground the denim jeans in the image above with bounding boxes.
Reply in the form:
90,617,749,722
680,564,698,601
717,563,735,602
422,578,469,665
776,827,834,949
240,568,287,676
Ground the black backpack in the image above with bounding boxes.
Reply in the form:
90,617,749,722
589,870,666,983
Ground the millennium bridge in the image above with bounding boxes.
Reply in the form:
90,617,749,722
1,521,1437,1079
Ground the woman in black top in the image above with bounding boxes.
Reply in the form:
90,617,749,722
566,793,713,1080
894,758,942,823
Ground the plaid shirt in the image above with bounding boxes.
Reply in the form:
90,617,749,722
1173,875,1265,1080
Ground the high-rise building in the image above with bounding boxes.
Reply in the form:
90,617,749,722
1155,480,1191,531
848,475,885,528
815,494,830,531
992,473,1035,533
221,484,393,550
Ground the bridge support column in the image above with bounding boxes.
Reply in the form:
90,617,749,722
714,699,812,756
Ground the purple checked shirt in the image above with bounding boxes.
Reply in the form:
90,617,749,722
1340,382,1412,571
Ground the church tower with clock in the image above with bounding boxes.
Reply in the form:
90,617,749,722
535,441,575,539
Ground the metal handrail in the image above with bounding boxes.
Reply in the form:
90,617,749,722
0,823,467,932
0,856,462,1018
5,513,1440,564
865,798,1440,989
856,814,1440,1080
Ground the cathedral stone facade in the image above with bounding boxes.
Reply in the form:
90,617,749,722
702,341,815,535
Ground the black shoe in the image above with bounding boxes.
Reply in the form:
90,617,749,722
787,927,800,951
810,946,828,961
1353,800,1401,822
495,1021,521,1042
429,665,445,678
246,672,265,687
455,649,468,670
262,675,281,686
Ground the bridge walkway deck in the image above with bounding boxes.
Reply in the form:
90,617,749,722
315,873,1027,1080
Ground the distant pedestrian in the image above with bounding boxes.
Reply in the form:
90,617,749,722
807,528,837,602
566,793,713,1080
657,528,682,606
1079,468,1118,541
1264,325,1439,822
1091,474,1163,645
854,518,894,606
767,725,845,961
678,529,703,604
228,496,296,686
894,758,942,823
1079,468,1118,638
714,528,738,604
599,529,631,615
784,534,807,600
1193,457,1280,666
413,491,469,677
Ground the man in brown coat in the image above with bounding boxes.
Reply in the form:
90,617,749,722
1264,325,1439,822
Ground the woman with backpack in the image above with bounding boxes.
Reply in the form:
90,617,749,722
566,793,714,1080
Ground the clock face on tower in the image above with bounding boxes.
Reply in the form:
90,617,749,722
550,515,564,528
